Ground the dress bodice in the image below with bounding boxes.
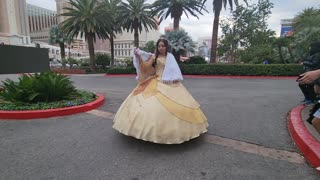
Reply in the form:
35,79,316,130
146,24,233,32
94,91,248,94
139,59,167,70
155,57,166,80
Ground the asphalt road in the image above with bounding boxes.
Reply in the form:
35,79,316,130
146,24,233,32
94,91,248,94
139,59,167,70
0,75,318,180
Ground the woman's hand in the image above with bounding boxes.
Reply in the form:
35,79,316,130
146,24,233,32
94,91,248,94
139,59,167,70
134,48,139,57
298,70,320,84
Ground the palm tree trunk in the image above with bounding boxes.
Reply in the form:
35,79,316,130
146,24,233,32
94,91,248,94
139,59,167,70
68,46,71,58
134,28,139,48
59,43,65,60
287,45,295,62
173,17,180,30
210,0,222,64
232,43,236,64
87,33,96,71
110,32,114,68
172,16,180,62
278,45,285,64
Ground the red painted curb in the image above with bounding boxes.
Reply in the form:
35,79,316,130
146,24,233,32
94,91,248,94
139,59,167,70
104,74,296,79
288,105,320,173
183,75,296,79
0,93,105,120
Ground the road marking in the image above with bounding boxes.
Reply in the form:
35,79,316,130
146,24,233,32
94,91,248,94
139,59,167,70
88,109,305,164
202,134,304,164
87,109,115,119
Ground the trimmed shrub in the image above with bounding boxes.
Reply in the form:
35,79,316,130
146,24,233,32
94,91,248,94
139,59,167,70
183,56,207,64
0,72,77,103
0,90,97,111
96,54,111,69
80,58,90,67
179,64,303,76
107,67,136,74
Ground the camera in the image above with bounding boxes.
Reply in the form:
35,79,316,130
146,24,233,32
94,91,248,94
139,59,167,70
296,75,303,82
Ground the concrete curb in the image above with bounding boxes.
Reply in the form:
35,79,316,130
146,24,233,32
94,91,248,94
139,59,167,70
0,93,105,120
288,105,320,173
104,74,296,79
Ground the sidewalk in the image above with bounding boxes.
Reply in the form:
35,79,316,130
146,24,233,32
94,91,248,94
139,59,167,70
288,105,320,174
301,107,320,142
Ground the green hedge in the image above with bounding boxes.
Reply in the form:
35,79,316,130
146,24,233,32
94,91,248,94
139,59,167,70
180,64,303,76
107,67,136,74
106,64,304,76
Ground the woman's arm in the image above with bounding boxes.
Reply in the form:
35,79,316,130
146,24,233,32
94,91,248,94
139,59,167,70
298,69,320,84
134,49,156,78
134,49,155,65
134,48,143,64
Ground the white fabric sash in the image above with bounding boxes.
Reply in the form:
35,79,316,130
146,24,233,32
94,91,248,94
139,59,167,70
162,53,183,83
132,49,183,82
132,49,152,80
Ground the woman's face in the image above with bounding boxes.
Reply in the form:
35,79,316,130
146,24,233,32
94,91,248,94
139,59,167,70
158,41,166,54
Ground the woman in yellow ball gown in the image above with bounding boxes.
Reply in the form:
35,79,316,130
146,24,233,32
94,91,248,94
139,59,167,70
113,38,208,144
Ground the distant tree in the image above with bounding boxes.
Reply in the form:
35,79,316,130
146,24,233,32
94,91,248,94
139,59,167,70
202,0,248,63
293,7,320,58
218,0,275,63
163,29,196,62
152,0,207,30
61,0,112,71
141,41,156,53
119,0,157,48
49,25,68,60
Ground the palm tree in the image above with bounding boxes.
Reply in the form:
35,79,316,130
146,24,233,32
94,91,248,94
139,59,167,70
293,8,320,32
141,40,156,53
102,0,122,67
203,0,247,63
60,0,112,71
65,36,74,58
49,25,67,60
293,7,320,58
164,29,196,62
152,0,207,30
273,37,288,64
118,0,157,48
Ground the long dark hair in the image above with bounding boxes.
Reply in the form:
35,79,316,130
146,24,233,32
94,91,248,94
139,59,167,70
152,38,169,67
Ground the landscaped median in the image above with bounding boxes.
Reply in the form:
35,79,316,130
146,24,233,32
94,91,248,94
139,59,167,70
288,105,320,174
0,93,104,120
0,72,105,120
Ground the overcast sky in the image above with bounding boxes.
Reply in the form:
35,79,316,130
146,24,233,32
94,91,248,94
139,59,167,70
26,0,319,41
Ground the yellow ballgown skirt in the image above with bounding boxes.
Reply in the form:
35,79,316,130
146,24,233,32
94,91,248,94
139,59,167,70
113,57,208,144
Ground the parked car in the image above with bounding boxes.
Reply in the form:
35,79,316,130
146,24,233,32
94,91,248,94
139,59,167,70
50,61,63,68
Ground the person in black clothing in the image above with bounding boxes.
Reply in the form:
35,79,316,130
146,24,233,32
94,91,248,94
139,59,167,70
298,41,320,134
298,42,320,105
